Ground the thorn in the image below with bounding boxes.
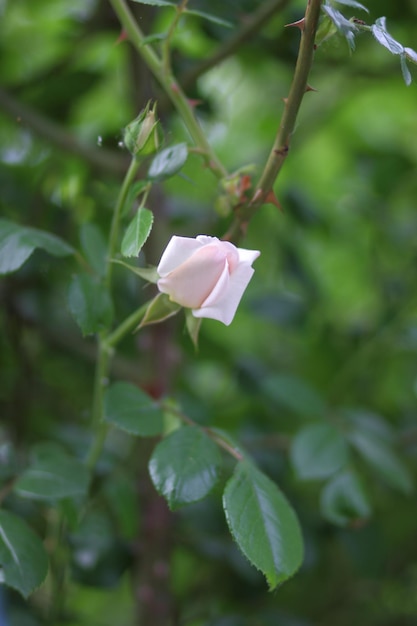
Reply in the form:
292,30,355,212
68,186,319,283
188,98,202,108
265,190,283,211
171,82,179,93
282,96,288,105
116,29,128,45
305,84,318,93
285,18,305,31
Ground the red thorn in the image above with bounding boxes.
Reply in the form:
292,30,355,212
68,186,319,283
188,98,203,108
171,82,179,93
265,190,283,210
116,29,128,44
305,84,317,92
285,18,305,31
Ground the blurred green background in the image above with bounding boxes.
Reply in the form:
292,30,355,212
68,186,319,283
1,0,417,624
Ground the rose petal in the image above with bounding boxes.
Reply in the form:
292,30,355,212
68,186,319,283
157,236,205,277
193,262,255,326
157,244,227,308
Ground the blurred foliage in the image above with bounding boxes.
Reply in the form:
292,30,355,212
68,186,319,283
1,0,417,624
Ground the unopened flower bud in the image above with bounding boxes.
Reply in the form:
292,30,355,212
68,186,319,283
124,102,162,157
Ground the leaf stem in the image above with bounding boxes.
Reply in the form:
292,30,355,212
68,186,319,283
108,0,227,179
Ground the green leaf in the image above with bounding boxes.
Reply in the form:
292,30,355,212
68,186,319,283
0,218,74,275
290,423,349,480
104,381,164,437
184,9,232,28
0,510,48,598
80,223,107,277
348,430,413,494
149,426,222,509
68,272,114,335
139,292,181,327
320,470,371,527
223,461,303,588
14,442,90,500
334,0,369,12
262,374,326,419
121,207,154,257
322,5,357,49
185,309,202,349
112,259,159,283
147,143,188,181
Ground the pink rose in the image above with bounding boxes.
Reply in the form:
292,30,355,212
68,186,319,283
157,235,260,326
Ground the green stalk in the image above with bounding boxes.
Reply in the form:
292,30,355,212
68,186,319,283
225,0,323,241
255,0,322,195
108,0,227,179
106,157,141,288
85,156,141,469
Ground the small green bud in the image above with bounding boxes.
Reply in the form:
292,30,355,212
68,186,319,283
124,102,162,157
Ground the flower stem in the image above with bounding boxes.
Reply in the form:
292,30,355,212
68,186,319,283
106,157,141,289
108,0,227,179
85,156,142,469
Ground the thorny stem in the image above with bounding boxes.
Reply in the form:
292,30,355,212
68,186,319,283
225,0,323,241
108,0,227,179
162,0,189,76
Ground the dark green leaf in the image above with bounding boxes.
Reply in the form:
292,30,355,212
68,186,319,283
104,381,164,436
147,143,188,181
14,442,90,500
223,461,304,588
371,17,404,55
121,207,154,257
348,430,413,494
290,423,349,480
80,223,107,277
262,374,326,419
320,470,371,527
149,426,222,509
68,272,114,335
0,510,48,598
0,218,74,275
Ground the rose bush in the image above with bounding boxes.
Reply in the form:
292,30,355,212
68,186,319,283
156,235,260,325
